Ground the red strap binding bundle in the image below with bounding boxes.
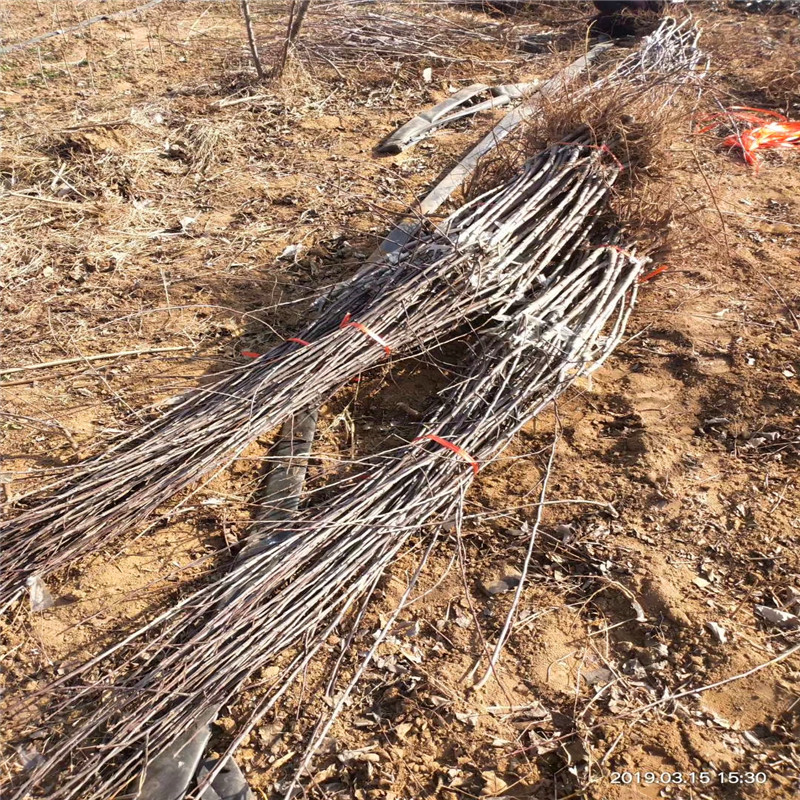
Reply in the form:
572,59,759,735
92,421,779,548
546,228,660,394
243,336,311,359
638,264,668,283
340,312,392,355
414,434,479,474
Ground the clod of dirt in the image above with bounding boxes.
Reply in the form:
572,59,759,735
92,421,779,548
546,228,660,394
479,770,509,796
705,621,728,644
638,574,692,627
480,567,522,596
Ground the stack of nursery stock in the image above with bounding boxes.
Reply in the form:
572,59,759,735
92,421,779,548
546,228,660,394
13,231,646,800
5,18,706,800
0,19,704,612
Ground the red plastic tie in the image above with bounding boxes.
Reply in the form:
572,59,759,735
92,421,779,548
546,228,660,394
728,105,788,120
340,313,391,355
694,107,800,170
414,434,479,474
638,264,669,284
244,337,310,359
598,143,625,171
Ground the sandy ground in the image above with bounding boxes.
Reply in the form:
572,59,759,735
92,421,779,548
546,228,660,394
1,2,799,799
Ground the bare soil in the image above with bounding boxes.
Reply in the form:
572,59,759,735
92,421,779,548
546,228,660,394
1,2,799,799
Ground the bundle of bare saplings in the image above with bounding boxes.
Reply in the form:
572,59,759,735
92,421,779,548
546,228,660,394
4,18,705,800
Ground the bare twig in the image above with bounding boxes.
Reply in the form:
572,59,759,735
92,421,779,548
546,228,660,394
629,641,800,717
3,22,709,799
760,273,800,332
474,422,561,690
0,346,190,378
8,190,651,799
286,532,440,800
288,0,313,43
691,148,731,261
0,16,705,623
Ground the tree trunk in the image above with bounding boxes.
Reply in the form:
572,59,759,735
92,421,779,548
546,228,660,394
275,0,312,79
240,0,265,80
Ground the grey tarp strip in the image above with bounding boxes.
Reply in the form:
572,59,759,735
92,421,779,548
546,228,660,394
197,757,253,800
136,411,318,799
376,83,489,153
136,706,220,800
371,41,614,259
376,81,537,154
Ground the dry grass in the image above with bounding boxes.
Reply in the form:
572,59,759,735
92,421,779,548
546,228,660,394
465,46,703,267
756,54,800,109
699,4,800,112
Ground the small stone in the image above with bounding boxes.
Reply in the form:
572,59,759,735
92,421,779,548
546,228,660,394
756,604,800,628
480,568,522,596
561,739,589,765
278,243,303,261
27,575,54,612
482,579,512,595
705,621,728,644
555,523,574,541
394,722,413,740
621,659,647,680
743,731,762,747
584,667,613,686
